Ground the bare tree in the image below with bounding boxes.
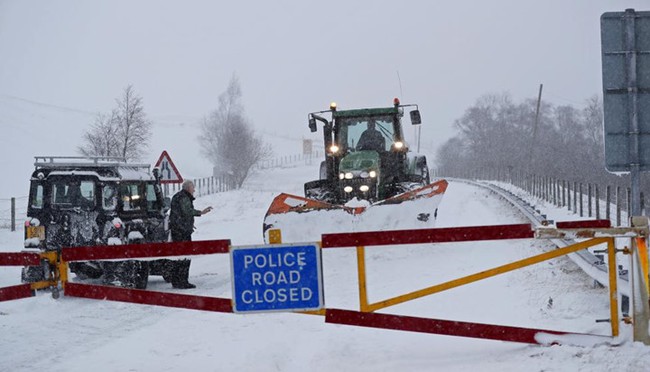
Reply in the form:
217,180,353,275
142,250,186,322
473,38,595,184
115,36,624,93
114,85,151,160
78,110,119,157
200,74,271,188
78,85,151,161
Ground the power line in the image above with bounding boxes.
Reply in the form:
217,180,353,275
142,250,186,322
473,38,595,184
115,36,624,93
0,93,98,116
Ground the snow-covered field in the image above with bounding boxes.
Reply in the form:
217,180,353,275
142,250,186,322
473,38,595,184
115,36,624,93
1,161,650,371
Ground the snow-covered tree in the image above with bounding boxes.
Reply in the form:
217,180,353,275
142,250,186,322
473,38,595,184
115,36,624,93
200,74,271,188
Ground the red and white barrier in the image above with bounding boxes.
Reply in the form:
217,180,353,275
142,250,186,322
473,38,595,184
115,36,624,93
0,283,35,302
65,283,232,313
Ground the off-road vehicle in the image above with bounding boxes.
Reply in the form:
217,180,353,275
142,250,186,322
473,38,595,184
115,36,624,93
23,156,171,289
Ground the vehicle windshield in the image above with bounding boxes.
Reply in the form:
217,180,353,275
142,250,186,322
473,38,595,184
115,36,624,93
338,115,395,153
103,185,117,211
146,183,160,212
30,182,44,209
51,180,96,209
120,184,144,211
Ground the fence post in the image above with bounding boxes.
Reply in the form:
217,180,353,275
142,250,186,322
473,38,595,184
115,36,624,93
595,185,600,220
641,192,645,216
606,185,611,222
579,183,584,217
587,183,591,217
567,181,572,211
11,197,16,232
627,187,632,224
573,182,577,213
617,186,622,226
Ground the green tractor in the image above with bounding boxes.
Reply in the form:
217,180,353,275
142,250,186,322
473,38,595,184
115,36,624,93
263,99,448,243
305,98,430,203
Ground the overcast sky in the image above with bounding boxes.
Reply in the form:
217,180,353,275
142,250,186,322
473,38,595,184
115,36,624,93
0,0,648,195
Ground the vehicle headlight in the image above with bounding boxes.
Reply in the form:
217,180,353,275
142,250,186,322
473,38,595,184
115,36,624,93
360,171,369,178
393,141,404,150
344,172,354,179
359,185,370,192
330,145,340,153
339,173,345,180
369,170,377,178
343,186,353,193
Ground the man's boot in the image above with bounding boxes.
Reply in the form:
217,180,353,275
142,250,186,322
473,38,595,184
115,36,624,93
171,259,195,289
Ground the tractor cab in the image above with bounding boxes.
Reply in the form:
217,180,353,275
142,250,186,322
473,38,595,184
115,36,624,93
305,99,425,203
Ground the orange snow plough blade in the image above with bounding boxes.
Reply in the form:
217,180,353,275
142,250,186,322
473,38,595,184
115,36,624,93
263,179,449,243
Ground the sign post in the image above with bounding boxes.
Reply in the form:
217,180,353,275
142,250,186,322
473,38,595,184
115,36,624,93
230,243,323,313
602,9,650,345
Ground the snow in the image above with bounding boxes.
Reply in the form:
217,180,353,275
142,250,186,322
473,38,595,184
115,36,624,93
107,237,122,246
127,231,145,242
23,237,40,247
1,162,650,371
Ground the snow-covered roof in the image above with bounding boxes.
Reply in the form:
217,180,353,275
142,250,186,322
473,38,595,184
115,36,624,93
33,156,154,181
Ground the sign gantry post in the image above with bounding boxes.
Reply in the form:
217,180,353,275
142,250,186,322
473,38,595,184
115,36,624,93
602,8,650,345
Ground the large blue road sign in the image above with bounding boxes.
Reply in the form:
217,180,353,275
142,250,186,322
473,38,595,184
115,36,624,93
230,243,323,313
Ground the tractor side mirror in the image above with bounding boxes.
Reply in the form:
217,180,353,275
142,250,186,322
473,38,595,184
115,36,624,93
309,116,317,132
410,110,422,125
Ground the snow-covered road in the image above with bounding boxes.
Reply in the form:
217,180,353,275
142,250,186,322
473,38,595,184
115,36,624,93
1,162,649,371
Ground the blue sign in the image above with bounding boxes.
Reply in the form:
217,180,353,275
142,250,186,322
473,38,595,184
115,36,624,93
230,243,323,313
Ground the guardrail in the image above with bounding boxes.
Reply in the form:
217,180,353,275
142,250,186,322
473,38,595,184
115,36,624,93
2,219,647,345
433,168,641,227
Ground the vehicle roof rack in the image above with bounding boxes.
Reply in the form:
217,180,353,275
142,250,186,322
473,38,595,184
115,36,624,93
34,156,151,171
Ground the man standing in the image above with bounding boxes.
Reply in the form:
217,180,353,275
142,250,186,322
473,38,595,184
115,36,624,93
168,180,212,289
356,120,386,151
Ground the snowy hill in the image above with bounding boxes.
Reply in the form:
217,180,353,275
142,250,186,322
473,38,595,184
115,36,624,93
1,160,649,371
0,94,317,199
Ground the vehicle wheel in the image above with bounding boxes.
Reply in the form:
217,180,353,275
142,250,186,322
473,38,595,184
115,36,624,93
128,261,149,289
21,263,47,283
70,262,103,280
115,260,149,289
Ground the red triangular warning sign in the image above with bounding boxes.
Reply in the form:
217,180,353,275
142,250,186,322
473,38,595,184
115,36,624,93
154,151,183,184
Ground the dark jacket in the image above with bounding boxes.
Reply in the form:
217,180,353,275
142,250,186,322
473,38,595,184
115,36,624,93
357,129,386,151
169,189,201,239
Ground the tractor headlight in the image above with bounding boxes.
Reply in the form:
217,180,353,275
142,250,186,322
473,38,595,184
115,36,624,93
339,173,345,180
329,145,340,154
360,171,369,178
344,172,354,179
393,141,404,150
343,186,353,193
369,170,377,178
359,185,370,192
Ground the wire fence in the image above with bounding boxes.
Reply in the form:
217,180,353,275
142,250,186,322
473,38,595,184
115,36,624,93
433,167,636,227
1,151,323,231
0,197,28,231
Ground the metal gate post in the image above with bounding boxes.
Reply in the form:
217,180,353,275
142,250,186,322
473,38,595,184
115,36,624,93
631,217,650,344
